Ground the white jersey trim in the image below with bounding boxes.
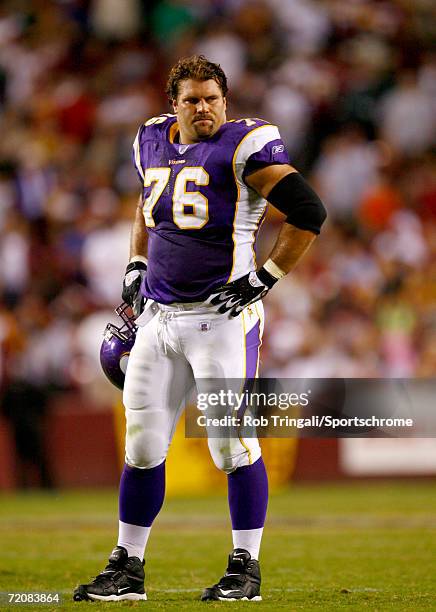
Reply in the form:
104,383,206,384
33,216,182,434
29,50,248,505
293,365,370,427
229,124,281,282
133,127,145,182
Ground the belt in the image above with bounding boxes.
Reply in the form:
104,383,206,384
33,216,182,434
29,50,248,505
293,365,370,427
156,301,212,312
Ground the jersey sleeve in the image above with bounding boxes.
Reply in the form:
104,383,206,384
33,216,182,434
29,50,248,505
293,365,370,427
132,124,146,185
242,126,290,181
231,123,290,186
232,122,289,181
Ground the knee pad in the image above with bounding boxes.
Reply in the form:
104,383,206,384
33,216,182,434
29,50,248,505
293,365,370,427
208,438,261,474
125,442,166,470
125,408,169,469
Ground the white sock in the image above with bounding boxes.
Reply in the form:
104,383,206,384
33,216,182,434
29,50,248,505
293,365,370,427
232,528,264,560
117,520,151,560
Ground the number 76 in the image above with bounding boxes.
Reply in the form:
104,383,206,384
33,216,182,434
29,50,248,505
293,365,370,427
143,166,209,230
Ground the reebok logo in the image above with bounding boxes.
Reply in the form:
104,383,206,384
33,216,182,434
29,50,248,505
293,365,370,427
272,145,284,155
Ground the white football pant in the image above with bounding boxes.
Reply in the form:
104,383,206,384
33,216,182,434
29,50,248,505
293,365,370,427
123,301,264,473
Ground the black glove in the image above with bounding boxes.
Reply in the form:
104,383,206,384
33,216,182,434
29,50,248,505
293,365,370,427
122,260,147,318
208,267,278,317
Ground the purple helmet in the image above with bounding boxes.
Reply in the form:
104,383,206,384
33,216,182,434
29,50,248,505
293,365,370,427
100,302,137,390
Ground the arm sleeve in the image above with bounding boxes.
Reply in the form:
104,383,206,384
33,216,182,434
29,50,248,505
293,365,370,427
267,172,327,234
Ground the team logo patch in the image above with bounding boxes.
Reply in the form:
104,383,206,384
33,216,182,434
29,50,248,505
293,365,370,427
199,321,211,332
272,145,284,155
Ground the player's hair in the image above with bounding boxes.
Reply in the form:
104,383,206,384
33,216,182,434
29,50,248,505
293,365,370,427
165,55,228,102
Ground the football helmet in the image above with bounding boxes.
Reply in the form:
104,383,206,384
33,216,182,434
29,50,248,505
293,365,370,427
100,303,137,390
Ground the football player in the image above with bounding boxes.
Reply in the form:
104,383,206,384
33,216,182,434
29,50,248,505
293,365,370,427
74,55,326,603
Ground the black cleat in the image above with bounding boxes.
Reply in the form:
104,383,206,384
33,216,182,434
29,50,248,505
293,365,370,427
73,546,147,602
201,548,262,601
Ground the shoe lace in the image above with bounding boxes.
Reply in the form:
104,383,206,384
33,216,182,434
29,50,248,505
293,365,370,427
217,568,246,591
91,561,122,586
219,576,245,590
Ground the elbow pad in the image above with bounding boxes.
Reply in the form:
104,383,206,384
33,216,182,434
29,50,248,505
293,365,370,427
267,172,327,234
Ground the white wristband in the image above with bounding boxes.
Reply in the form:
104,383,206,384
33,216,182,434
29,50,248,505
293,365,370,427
263,258,286,280
129,255,148,265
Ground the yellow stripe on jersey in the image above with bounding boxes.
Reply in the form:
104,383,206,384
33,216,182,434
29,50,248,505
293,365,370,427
169,121,179,144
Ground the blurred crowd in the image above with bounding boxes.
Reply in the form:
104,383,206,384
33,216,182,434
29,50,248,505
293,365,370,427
0,0,435,407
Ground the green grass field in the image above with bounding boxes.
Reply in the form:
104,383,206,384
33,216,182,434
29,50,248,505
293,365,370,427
0,483,435,611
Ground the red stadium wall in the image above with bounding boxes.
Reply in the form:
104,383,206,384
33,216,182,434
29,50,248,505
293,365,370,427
0,397,342,489
0,393,120,490
1,392,435,490
0,419,16,489
293,439,342,481
47,407,120,488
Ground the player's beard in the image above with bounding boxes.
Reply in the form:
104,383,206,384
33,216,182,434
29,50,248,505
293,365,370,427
192,116,215,139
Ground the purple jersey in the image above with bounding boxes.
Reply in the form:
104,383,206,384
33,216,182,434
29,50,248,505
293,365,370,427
132,114,289,304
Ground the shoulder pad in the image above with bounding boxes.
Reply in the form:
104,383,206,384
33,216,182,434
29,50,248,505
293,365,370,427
132,114,176,183
226,118,271,133
139,114,177,141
